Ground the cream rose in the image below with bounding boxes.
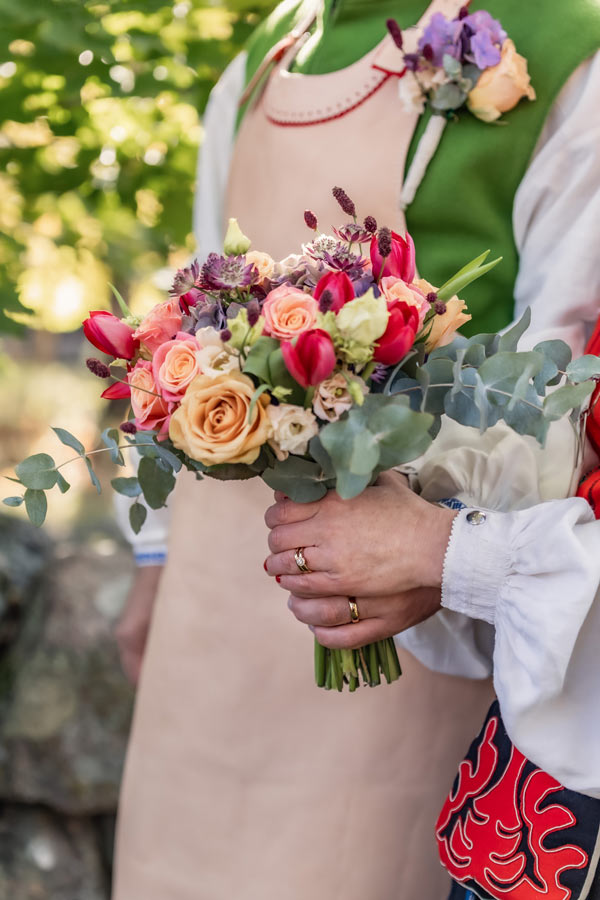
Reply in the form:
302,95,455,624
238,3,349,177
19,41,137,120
425,297,472,351
169,372,271,466
262,284,318,340
467,39,536,123
313,373,367,422
245,251,275,283
380,277,430,326
267,404,319,461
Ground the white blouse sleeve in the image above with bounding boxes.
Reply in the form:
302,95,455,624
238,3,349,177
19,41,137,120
116,53,247,562
400,52,600,796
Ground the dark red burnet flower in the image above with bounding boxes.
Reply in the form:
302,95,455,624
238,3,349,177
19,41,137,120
313,271,355,313
373,301,419,366
332,186,356,219
281,329,337,388
304,209,318,230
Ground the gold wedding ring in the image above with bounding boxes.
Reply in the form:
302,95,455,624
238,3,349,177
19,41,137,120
348,598,360,624
294,548,311,574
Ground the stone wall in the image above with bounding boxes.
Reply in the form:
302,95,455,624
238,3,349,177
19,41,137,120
0,516,135,899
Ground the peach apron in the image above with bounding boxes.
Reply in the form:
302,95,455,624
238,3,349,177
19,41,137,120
113,2,495,898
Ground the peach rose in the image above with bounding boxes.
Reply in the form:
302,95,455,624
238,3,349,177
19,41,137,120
467,39,536,123
152,332,200,402
245,251,275,283
425,297,472,351
133,298,182,353
128,360,172,434
168,372,271,466
380,277,431,326
262,284,318,340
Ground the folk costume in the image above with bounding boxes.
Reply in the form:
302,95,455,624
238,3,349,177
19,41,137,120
112,2,600,899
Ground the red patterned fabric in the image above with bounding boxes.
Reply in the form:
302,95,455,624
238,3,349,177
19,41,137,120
436,704,600,900
577,319,600,514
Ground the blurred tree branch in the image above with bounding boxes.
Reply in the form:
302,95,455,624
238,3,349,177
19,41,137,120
0,0,276,334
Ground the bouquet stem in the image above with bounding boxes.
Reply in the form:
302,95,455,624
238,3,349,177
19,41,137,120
314,637,401,691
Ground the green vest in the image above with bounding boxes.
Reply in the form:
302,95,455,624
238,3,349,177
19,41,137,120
241,0,600,334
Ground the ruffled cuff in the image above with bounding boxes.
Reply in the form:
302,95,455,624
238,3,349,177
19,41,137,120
441,507,511,625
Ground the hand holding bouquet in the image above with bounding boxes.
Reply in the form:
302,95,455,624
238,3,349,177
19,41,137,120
6,187,600,691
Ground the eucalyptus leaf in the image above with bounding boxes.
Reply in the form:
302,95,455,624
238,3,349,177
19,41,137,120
56,473,71,494
247,383,271,423
52,426,85,456
308,435,336,481
24,488,48,527
566,355,600,384
101,427,125,465
111,476,142,497
261,456,328,502
544,381,595,420
497,308,531,352
205,463,259,481
16,454,58,491
430,82,467,111
3,496,24,507
267,348,305,405
151,440,182,473
320,408,380,477
129,501,147,535
243,337,279,384
442,53,462,79
138,456,175,509
418,357,454,414
85,457,102,494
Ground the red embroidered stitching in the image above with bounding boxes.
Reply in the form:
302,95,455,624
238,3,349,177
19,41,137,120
265,73,393,128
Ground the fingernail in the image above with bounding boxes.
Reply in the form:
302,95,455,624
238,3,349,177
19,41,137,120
263,559,268,573
276,576,281,584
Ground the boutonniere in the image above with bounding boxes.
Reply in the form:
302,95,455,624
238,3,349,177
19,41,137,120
386,5,536,208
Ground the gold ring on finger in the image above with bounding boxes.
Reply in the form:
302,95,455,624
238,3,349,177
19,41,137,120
348,598,360,624
294,548,311,574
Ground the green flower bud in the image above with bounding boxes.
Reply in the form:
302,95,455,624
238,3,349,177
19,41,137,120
223,218,251,256
335,288,389,345
228,308,264,351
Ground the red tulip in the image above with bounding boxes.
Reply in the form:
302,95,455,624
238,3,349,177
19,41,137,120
373,301,419,366
370,231,416,282
101,381,131,400
282,329,336,388
313,271,355,312
584,320,600,455
83,310,136,360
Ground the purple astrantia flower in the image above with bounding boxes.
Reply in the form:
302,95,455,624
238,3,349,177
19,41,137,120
170,259,200,297
333,223,373,244
200,253,258,291
418,12,463,67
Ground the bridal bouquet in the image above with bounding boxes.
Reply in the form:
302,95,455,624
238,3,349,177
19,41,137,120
6,187,600,691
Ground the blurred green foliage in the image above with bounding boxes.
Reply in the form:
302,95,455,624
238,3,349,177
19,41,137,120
0,0,277,334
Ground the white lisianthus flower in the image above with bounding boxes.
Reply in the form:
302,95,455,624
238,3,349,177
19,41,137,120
313,373,368,422
267,404,319,461
195,326,241,377
336,288,389,345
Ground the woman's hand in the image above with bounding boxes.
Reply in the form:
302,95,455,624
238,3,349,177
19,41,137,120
287,587,442,649
264,470,456,599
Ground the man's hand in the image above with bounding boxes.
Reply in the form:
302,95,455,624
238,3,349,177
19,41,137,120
264,471,456,599
115,565,163,685
287,586,442,649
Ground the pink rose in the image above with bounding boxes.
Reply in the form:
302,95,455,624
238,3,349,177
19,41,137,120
128,360,172,434
262,284,318,341
281,329,336,388
83,311,136,360
152,332,200,402
133,299,182,353
380,277,430,326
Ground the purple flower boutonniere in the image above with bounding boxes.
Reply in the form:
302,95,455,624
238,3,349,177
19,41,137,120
389,4,536,208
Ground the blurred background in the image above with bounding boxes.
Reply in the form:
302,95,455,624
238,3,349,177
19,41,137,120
0,2,274,896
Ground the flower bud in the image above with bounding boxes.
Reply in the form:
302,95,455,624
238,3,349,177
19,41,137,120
223,218,251,256
86,358,111,378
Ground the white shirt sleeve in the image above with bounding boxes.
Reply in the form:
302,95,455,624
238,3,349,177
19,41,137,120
401,52,600,796
116,53,247,561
